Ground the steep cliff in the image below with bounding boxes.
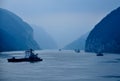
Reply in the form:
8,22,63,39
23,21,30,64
32,25,58,49
64,32,89,50
85,7,120,53
0,8,40,52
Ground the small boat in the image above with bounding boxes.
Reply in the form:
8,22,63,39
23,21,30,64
7,49,43,62
96,52,104,56
59,49,62,51
74,49,80,53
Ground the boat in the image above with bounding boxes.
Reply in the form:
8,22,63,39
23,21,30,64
59,49,62,51
7,49,43,62
96,52,104,56
74,49,80,53
8,57,43,62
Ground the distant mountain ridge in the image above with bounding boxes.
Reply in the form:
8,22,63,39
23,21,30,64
0,8,40,52
64,32,89,50
85,7,120,53
32,25,58,49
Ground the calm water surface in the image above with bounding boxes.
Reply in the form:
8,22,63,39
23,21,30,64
0,50,120,81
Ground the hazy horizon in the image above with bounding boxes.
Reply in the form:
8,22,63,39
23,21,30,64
0,0,120,48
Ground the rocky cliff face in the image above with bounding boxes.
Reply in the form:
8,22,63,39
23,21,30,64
85,7,120,53
64,32,89,50
0,8,40,52
32,25,58,49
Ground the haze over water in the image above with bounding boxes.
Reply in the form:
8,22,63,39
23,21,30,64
0,0,120,48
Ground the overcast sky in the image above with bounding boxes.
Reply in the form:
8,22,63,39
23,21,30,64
0,0,120,48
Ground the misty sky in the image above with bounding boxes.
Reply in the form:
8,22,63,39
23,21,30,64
0,0,120,48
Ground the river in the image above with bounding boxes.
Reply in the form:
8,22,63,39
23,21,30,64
0,50,120,81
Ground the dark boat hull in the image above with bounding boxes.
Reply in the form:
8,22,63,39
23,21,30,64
8,58,43,62
96,54,104,56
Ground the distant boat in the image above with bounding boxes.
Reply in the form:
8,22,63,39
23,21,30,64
7,49,43,62
74,49,80,53
59,49,62,51
96,52,104,56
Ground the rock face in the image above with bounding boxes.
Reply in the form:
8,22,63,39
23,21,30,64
85,7,120,53
0,8,40,52
64,32,89,50
32,25,58,49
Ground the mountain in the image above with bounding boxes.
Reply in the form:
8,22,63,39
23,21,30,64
0,8,40,52
85,7,120,53
32,25,58,49
64,32,89,50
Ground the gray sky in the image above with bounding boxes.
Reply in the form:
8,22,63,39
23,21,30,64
0,0,120,48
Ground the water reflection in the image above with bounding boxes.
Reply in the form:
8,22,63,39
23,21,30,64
0,54,10,58
101,75,120,78
102,58,120,63
115,58,120,61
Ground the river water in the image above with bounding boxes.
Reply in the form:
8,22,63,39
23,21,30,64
0,50,120,81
